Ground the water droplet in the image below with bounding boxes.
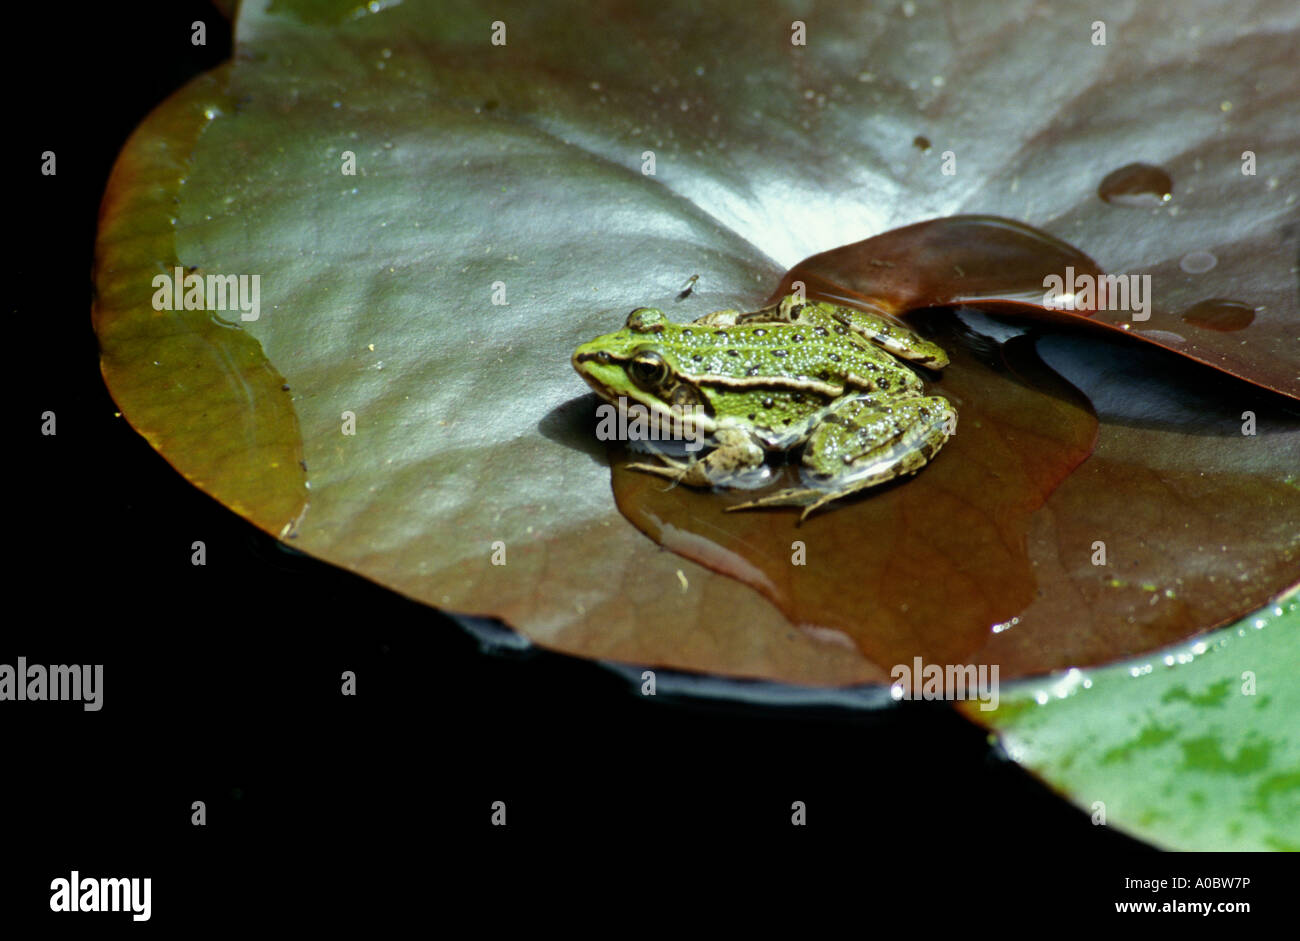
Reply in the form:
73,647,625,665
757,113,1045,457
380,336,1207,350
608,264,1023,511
1098,163,1173,207
1181,298,1254,331
1134,329,1187,344
1179,251,1217,274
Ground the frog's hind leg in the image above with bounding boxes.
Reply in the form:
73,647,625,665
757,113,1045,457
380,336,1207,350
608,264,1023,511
726,393,955,521
830,307,949,369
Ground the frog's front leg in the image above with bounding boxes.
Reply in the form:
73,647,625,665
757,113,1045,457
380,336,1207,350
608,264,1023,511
625,426,767,488
726,393,955,521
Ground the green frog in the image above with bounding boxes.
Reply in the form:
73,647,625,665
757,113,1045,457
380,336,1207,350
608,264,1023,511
571,294,956,521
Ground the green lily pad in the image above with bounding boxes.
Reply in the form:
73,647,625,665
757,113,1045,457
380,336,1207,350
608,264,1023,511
960,590,1299,850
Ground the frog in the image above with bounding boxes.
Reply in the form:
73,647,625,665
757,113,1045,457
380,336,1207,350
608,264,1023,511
571,293,957,521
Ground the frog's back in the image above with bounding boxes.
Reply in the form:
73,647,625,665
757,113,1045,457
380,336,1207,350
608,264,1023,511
669,321,918,394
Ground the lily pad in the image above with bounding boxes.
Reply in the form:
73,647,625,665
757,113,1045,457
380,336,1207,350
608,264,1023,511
960,591,1300,851
93,0,1299,687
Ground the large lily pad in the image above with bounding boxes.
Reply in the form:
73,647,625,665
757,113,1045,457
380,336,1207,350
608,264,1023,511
94,0,1299,688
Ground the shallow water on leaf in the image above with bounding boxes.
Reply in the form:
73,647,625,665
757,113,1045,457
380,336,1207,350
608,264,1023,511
607,308,1300,679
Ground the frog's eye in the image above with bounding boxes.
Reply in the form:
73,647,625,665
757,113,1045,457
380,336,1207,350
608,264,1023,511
628,350,671,389
627,308,666,332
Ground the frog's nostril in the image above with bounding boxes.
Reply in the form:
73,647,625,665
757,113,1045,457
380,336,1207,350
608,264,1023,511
572,348,612,370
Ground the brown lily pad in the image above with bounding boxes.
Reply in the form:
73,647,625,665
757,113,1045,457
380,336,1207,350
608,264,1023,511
92,0,1300,689
778,215,1300,399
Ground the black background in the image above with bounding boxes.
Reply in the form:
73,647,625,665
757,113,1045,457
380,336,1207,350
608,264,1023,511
6,0,1288,927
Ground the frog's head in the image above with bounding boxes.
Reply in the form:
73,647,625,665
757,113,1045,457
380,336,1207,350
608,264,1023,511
572,307,711,423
